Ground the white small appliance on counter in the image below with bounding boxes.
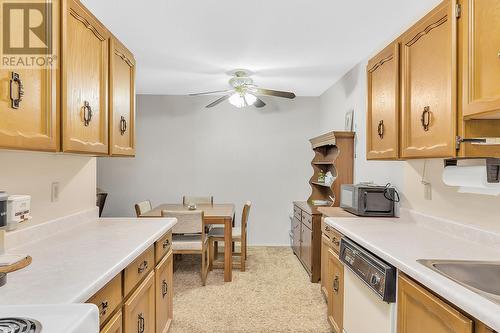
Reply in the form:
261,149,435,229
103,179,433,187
7,195,31,231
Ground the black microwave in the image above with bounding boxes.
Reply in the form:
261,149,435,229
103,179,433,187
340,184,395,217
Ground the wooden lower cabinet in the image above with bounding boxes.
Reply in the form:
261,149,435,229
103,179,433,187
397,274,473,333
155,251,173,333
101,311,122,333
291,202,322,282
327,248,344,333
124,271,156,333
320,234,330,298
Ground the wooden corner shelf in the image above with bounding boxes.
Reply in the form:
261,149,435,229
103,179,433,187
308,131,355,207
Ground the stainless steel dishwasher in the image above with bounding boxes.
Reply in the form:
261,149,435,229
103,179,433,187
340,237,397,333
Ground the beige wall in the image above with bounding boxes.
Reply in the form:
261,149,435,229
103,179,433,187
0,151,97,229
320,62,500,234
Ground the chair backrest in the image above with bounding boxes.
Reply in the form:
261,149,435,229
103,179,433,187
241,201,252,238
135,200,152,217
182,195,213,205
162,210,204,235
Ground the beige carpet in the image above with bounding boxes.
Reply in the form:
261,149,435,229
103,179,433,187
170,246,330,333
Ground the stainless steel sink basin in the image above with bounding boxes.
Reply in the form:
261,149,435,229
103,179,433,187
418,259,500,305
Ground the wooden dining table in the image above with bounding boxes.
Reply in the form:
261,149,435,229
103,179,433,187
140,203,235,282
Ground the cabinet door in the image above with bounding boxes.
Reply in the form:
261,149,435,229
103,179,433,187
124,271,155,333
155,251,173,333
0,0,59,151
62,0,109,154
401,0,457,158
101,310,122,333
109,37,135,156
321,234,330,298
367,42,400,160
291,217,301,256
328,248,343,333
398,274,473,333
460,0,500,118
300,224,312,272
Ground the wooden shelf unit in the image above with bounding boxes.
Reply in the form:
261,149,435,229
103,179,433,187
308,131,355,207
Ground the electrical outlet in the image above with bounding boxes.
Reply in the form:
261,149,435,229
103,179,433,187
51,182,59,202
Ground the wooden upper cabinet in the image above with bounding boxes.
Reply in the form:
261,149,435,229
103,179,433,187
109,37,136,156
398,274,473,333
62,0,109,154
460,0,500,118
367,42,400,160
400,0,457,159
0,0,59,151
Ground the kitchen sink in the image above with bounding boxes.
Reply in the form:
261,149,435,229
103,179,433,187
417,259,500,305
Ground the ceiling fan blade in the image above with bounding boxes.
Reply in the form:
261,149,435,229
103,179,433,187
254,97,266,108
251,88,296,99
189,89,232,96
206,95,230,108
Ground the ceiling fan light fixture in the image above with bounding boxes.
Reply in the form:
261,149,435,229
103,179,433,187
229,92,257,108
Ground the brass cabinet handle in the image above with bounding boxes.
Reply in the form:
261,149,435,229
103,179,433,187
421,106,431,131
119,116,127,135
137,313,145,333
332,237,340,247
325,226,331,232
162,280,168,298
333,276,339,293
82,101,93,126
138,260,148,273
9,72,24,109
377,120,385,139
162,239,170,249
99,300,108,316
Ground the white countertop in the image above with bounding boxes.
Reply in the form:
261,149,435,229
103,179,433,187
0,210,176,305
325,210,500,331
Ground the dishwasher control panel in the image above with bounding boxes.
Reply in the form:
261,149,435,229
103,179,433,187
340,237,396,302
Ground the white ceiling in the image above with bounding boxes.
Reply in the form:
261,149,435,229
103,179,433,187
82,0,441,96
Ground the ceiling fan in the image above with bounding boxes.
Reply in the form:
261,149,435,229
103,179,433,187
189,69,296,109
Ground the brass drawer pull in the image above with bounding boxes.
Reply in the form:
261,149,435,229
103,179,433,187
99,300,108,316
162,280,168,298
325,226,331,232
10,72,24,109
82,101,93,126
333,276,339,293
162,239,170,249
137,313,145,333
119,116,127,135
378,120,384,139
421,106,431,131
332,237,340,247
138,260,148,273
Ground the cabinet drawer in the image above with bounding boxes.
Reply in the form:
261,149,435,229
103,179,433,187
322,220,342,254
100,310,122,333
155,231,172,265
301,212,313,229
293,206,302,220
124,271,155,333
124,245,154,295
155,251,173,333
87,274,122,326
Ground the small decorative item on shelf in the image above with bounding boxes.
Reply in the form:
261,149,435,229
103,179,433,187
187,203,197,210
324,171,335,186
317,170,325,183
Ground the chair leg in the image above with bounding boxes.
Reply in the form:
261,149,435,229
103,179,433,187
240,247,245,272
208,239,214,271
214,241,219,260
201,249,207,286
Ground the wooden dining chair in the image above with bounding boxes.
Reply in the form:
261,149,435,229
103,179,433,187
209,201,251,271
134,200,152,217
182,195,214,205
162,210,209,285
